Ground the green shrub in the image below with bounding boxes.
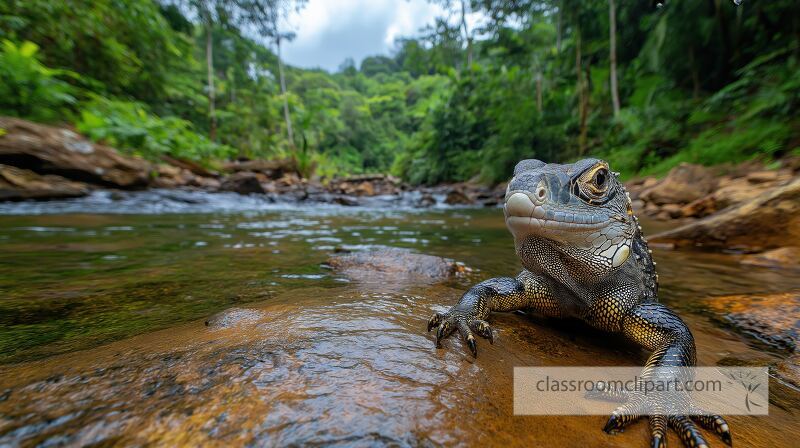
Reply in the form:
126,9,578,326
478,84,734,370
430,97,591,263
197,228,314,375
76,96,235,162
0,40,77,122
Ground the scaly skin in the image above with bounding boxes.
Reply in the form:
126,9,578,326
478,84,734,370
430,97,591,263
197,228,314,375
427,158,733,448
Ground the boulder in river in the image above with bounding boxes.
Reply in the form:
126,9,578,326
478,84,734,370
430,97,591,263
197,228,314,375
650,177,800,252
0,117,151,188
326,247,470,284
220,171,267,195
0,164,89,200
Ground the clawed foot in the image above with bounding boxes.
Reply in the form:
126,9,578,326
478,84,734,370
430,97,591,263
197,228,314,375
427,310,494,357
602,393,732,447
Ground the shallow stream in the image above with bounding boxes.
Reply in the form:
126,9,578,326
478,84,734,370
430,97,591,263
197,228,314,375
0,191,797,447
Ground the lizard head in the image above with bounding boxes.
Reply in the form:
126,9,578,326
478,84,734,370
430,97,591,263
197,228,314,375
503,158,636,274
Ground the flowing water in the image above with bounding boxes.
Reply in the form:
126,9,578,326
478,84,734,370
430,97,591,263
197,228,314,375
0,191,798,447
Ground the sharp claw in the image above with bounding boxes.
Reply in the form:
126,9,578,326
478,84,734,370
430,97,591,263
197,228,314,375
651,435,665,448
650,415,667,448
603,413,621,434
467,336,477,357
435,321,451,348
721,430,732,446
427,313,442,332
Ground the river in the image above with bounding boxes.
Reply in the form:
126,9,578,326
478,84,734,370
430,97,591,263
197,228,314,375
0,190,797,447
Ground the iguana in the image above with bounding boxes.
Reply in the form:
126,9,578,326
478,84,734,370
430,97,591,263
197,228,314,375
427,158,732,448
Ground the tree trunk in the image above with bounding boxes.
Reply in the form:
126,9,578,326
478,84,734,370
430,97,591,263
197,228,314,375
276,35,294,149
689,45,701,99
712,0,731,84
205,23,217,142
608,0,620,117
536,70,543,114
556,0,562,53
460,0,473,68
576,27,588,156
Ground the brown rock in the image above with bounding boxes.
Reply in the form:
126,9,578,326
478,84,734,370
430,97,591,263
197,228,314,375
747,170,780,184
680,195,718,218
220,172,266,195
326,247,469,284
638,164,717,206
0,164,89,200
661,203,683,218
0,117,151,188
161,155,216,178
713,177,773,209
222,159,297,180
650,178,800,252
740,247,800,270
444,189,473,205
417,194,436,207
354,181,375,196
705,292,799,351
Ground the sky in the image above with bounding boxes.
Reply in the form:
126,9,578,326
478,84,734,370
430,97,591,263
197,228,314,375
280,0,480,72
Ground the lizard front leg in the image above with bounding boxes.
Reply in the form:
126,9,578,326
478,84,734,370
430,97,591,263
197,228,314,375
427,270,560,357
603,302,732,448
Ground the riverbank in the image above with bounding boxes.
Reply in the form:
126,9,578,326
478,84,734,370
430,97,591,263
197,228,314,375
2,116,800,257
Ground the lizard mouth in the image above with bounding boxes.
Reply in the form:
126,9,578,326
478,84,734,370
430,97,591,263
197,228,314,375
503,191,608,234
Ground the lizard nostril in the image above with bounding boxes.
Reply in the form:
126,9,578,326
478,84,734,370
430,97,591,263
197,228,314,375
536,186,546,200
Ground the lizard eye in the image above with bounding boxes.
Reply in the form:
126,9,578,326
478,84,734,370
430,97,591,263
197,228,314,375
594,169,608,188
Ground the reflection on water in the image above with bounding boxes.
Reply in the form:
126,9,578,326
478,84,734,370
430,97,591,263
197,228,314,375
0,193,798,447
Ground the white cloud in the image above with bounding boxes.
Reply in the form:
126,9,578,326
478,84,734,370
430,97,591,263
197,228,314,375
281,0,453,71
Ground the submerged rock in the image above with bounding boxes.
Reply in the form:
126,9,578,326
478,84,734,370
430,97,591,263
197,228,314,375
740,247,800,270
0,117,151,188
705,291,800,386
326,247,469,283
705,292,799,351
0,164,89,200
650,178,800,252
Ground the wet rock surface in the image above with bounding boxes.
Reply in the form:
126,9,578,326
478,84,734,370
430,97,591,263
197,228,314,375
326,247,469,284
704,291,800,386
705,292,799,351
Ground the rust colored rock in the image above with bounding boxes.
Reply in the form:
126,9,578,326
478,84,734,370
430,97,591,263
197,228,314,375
326,247,469,284
740,247,800,270
220,172,266,195
705,291,799,352
680,195,718,218
0,164,89,200
638,163,717,206
650,178,800,252
0,117,151,188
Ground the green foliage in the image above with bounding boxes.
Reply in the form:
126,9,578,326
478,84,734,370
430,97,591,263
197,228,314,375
76,96,235,162
0,40,77,122
2,0,799,181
